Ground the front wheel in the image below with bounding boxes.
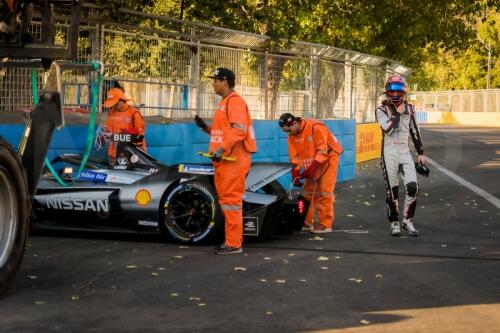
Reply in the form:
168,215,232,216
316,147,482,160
160,180,223,244
0,138,29,297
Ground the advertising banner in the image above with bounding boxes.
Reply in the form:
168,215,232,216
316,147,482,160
356,123,382,163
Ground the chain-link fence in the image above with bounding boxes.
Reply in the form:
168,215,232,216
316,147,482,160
411,89,500,113
1,5,411,122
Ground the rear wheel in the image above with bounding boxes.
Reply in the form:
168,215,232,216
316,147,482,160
0,138,29,297
160,180,223,244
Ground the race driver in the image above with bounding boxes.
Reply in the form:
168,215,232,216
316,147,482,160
375,75,426,237
279,113,343,234
194,67,257,255
103,87,146,167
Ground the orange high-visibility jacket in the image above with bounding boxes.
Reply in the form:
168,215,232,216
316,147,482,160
105,104,147,154
207,91,257,157
287,119,343,178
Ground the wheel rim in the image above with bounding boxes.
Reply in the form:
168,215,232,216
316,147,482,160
164,185,215,241
0,166,18,268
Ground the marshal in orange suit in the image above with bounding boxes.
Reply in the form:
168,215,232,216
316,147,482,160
279,113,343,234
194,68,257,255
103,88,146,167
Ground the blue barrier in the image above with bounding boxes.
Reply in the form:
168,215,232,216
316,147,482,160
416,111,428,124
0,119,356,185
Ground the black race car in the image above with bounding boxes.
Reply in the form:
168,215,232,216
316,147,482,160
32,142,308,244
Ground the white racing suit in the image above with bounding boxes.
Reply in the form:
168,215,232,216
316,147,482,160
376,101,424,223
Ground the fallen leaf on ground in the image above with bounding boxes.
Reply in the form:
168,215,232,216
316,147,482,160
375,274,383,278
263,257,272,260
266,311,273,315
198,303,206,307
259,279,267,283
320,266,329,270
360,319,370,325
158,267,166,271
179,246,189,249
152,272,159,277
309,236,324,241
288,253,296,256
189,297,201,301
346,214,355,218
298,279,307,282
470,247,477,250
234,267,247,271
274,279,286,283
317,256,329,261
71,296,80,301
349,278,363,283
441,244,447,248
170,293,179,297
174,256,183,259
363,201,371,206
34,301,46,305
126,265,137,269
27,275,37,279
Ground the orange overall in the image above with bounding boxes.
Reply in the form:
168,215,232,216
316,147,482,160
288,119,343,228
207,91,256,248
105,104,146,161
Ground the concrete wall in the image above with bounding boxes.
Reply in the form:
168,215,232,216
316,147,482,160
0,119,356,184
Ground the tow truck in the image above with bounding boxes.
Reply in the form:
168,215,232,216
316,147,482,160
0,0,84,296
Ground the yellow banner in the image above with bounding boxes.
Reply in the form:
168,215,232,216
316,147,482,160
356,123,382,163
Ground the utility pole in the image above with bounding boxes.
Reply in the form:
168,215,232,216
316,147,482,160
478,35,492,89
487,40,491,90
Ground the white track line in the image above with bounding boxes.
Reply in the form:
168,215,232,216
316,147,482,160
427,157,500,210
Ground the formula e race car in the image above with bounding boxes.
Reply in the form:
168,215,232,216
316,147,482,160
31,141,308,244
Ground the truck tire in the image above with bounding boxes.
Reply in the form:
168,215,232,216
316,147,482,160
0,137,29,297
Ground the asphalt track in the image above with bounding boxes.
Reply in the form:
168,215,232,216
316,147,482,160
1,125,499,333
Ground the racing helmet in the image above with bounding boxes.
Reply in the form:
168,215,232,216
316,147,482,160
385,75,407,105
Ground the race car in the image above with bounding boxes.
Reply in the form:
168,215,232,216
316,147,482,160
31,140,309,244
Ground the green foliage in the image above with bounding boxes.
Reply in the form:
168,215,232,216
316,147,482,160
98,0,498,90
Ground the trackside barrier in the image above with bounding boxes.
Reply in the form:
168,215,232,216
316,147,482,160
414,111,500,126
0,119,356,185
355,123,382,163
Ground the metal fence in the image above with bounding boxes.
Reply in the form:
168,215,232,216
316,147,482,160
0,5,411,122
411,89,500,113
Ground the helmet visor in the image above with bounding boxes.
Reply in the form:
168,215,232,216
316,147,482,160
386,82,406,92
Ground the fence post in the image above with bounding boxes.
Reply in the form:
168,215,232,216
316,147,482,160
344,58,353,119
497,90,500,113
264,52,269,119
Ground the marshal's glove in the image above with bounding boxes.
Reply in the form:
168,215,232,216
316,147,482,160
122,128,143,142
194,115,207,129
211,147,224,162
300,160,321,179
291,168,303,187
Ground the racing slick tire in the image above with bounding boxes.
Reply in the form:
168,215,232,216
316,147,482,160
160,180,223,244
0,138,29,297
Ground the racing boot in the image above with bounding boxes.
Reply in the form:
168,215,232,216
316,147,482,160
390,221,401,237
402,219,419,237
